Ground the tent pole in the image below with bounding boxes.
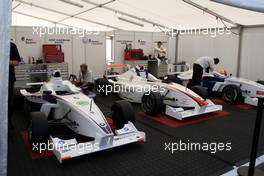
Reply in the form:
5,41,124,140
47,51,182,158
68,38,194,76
13,0,121,30
0,0,11,176
175,32,179,64
57,0,116,23
182,0,240,27
81,0,169,29
13,11,76,28
236,26,244,77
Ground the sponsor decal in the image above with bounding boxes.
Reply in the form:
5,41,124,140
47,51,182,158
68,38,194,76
76,101,89,106
116,40,133,45
21,36,38,44
58,140,65,145
99,122,106,127
86,38,103,45
256,91,264,96
48,38,71,44
137,39,146,45
123,127,129,131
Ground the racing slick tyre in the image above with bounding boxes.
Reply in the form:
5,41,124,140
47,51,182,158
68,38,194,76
142,92,164,115
191,86,208,100
257,80,264,85
111,100,136,130
222,85,242,103
28,112,49,144
95,78,112,96
166,75,183,85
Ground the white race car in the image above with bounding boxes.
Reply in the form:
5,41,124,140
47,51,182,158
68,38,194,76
96,65,222,120
20,71,145,163
177,69,264,106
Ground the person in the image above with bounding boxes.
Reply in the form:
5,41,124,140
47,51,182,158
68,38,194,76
188,56,220,88
154,41,167,62
9,42,21,132
77,64,94,90
134,64,148,79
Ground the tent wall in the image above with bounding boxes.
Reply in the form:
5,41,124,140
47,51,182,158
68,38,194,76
12,27,176,77
11,25,264,81
240,27,264,81
114,31,176,64
11,26,106,78
177,29,239,76
177,26,264,80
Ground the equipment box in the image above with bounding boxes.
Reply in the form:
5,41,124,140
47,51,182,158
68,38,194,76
43,44,64,63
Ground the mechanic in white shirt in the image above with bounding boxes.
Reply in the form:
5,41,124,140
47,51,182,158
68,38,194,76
154,41,167,64
188,56,220,88
78,64,93,86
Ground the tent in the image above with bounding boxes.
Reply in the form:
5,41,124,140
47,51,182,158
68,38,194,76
12,0,264,31
1,1,264,176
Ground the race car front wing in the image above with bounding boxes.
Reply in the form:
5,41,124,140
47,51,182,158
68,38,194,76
165,100,223,120
50,122,145,163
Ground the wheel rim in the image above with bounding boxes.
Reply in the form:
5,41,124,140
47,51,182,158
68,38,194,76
142,94,154,112
224,88,237,101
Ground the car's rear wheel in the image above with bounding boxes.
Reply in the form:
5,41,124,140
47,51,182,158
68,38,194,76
257,80,264,85
222,85,242,103
142,92,164,115
28,112,49,144
191,85,208,100
111,100,135,130
166,74,183,85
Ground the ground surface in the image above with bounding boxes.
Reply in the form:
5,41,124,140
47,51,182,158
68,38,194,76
7,94,264,176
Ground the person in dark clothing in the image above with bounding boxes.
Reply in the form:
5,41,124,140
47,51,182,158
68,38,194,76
188,56,219,88
9,42,21,132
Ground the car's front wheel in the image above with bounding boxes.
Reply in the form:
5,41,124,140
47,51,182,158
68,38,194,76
142,92,164,115
111,100,135,130
28,112,49,144
191,85,208,100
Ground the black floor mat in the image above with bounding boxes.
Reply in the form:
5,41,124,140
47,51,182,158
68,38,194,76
7,93,264,176
8,111,232,176
95,94,264,167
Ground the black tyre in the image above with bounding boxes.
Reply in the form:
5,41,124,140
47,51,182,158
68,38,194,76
222,85,242,103
28,112,49,144
142,92,164,115
111,100,135,130
257,80,264,85
95,78,111,96
166,75,183,85
191,86,208,100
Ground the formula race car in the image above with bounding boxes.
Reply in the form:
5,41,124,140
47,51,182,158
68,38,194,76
177,69,264,106
96,64,222,120
20,71,145,163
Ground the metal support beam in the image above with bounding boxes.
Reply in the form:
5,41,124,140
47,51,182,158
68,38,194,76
13,0,121,30
57,0,116,23
12,2,21,10
182,0,241,27
81,0,169,29
236,26,244,77
13,11,81,29
175,32,179,64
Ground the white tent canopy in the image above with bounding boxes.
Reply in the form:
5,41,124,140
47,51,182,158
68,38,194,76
12,0,264,31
